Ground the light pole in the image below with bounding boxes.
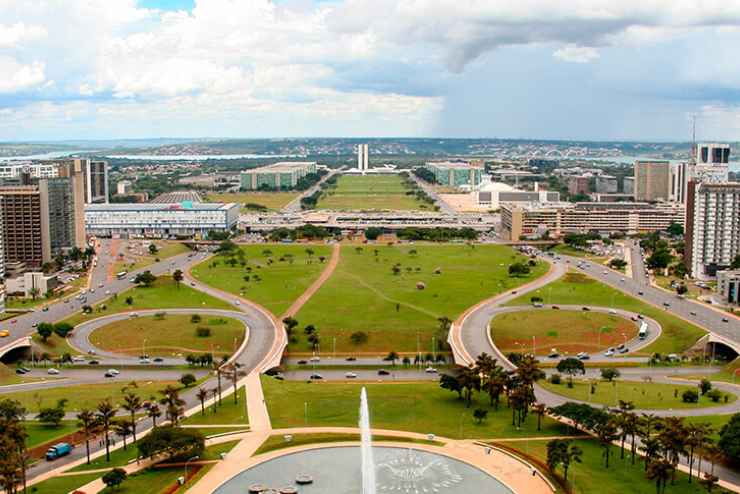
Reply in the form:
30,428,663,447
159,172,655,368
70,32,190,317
304,402,308,425
184,455,199,480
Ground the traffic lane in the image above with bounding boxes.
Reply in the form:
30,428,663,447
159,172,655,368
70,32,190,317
542,366,723,379
282,369,441,381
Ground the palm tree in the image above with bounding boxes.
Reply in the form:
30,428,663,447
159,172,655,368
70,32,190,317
686,423,713,483
646,458,673,494
113,420,133,451
196,388,209,415
564,442,583,481
121,393,142,443
211,388,219,413
146,402,161,428
531,403,547,432
621,412,640,464
657,416,687,485
474,352,496,377
617,400,635,459
458,364,481,408
173,269,184,288
640,437,662,472
595,419,619,468
159,385,185,425
76,409,97,465
96,399,117,462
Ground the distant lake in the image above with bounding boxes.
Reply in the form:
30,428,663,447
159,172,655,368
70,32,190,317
104,153,304,160
0,150,87,161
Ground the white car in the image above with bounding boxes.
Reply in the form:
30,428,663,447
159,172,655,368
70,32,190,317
72,356,85,362
424,367,438,374
234,300,240,306
47,368,60,375
345,372,358,378
604,349,615,357
107,368,120,376
309,356,320,363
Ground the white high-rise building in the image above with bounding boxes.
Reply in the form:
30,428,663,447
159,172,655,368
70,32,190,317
357,144,369,173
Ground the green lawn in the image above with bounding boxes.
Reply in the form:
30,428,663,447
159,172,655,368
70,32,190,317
70,440,140,472
89,314,246,358
25,420,79,448
497,438,732,494
113,241,191,274
28,473,101,494
254,432,441,456
205,191,298,211
191,244,332,316
491,309,637,355
3,380,180,412
315,175,429,211
188,426,249,437
294,244,548,353
262,376,568,439
507,272,707,355
63,276,233,328
540,379,736,409
99,467,186,494
183,386,248,425
551,244,608,263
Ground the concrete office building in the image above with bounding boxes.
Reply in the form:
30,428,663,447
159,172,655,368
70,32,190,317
0,162,58,179
717,270,740,306
357,144,369,173
692,142,730,185
0,186,50,267
634,160,673,202
240,162,317,190
5,272,58,298
85,202,239,238
685,182,740,279
117,180,133,195
501,201,685,240
0,159,108,204
595,175,618,194
567,176,590,196
424,161,483,188
623,176,635,195
476,182,559,209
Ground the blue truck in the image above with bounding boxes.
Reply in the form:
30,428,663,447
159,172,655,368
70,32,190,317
46,442,72,461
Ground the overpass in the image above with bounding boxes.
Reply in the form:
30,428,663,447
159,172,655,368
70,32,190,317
0,336,32,360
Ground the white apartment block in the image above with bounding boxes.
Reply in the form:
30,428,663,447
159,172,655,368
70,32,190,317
685,182,740,279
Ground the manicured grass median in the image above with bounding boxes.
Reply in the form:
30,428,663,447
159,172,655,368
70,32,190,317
113,241,191,274
262,376,568,439
315,174,428,211
540,379,736,409
24,420,79,448
89,314,246,357
3,380,180,412
205,191,298,211
183,386,248,425
294,244,547,353
29,473,101,494
254,432,442,455
491,309,637,355
191,244,332,316
507,272,706,355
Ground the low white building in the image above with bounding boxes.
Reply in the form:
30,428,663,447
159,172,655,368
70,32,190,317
5,272,58,298
475,181,560,209
85,202,239,239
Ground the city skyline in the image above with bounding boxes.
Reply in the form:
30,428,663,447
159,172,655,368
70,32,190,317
3,1,740,141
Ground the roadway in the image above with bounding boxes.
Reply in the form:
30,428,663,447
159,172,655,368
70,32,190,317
626,239,649,285
281,169,341,213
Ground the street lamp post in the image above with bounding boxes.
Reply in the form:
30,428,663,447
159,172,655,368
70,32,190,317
184,455,199,481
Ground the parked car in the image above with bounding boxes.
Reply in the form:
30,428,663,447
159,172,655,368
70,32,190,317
548,351,559,359
42,306,49,312
689,311,697,316
722,317,729,323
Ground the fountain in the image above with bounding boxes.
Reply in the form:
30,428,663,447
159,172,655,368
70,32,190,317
359,387,376,494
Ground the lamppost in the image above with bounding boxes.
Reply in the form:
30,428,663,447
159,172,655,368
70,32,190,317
184,455,199,480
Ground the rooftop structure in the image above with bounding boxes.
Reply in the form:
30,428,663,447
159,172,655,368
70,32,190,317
151,190,203,203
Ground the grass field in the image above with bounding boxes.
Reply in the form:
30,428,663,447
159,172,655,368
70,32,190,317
191,244,332,316
113,240,191,274
507,272,707,355
2,380,180,412
491,309,637,355
89,314,246,357
63,276,233,328
25,420,79,448
540,379,736,409
29,473,102,494
183,386,248,425
205,191,298,211
293,244,548,353
315,175,428,211
551,244,609,264
262,376,569,439
496,438,731,494
254,432,441,456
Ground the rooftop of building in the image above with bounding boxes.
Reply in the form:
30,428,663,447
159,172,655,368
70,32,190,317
503,201,684,212
86,202,236,212
696,181,740,191
243,161,316,173
425,161,482,169
150,190,204,203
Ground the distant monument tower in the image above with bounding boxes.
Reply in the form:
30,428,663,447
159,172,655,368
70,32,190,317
357,144,369,174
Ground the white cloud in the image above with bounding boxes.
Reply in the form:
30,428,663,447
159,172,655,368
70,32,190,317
0,57,45,93
0,22,46,47
553,44,600,63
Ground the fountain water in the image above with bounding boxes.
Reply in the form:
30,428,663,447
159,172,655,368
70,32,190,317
359,387,376,494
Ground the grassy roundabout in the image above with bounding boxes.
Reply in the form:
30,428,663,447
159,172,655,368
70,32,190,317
293,244,547,354
315,175,429,211
205,191,299,211
491,309,638,355
191,244,332,316
540,379,737,409
507,272,707,355
262,376,569,439
88,313,246,357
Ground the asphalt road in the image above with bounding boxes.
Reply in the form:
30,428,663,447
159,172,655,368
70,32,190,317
626,239,649,285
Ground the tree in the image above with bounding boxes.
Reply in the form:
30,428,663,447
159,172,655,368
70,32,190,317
125,296,134,306
473,408,488,424
700,472,720,493
666,222,684,236
350,331,368,345
458,365,481,407
647,249,674,270
28,287,40,301
676,283,688,295
440,373,463,399
102,468,127,490
282,317,299,337
180,373,197,388
96,399,118,462
532,403,547,431
718,412,740,463
36,323,54,342
699,379,712,395
137,426,205,461
196,388,209,415
385,351,399,366
77,409,98,465
547,439,582,481
647,458,674,494
113,420,133,450
600,368,621,382
53,322,74,338
37,399,67,428
122,393,142,443
682,389,699,403
556,358,585,387
595,419,619,468
134,270,157,287
146,403,162,428
731,254,740,270
508,262,531,277
159,385,185,425
173,269,183,288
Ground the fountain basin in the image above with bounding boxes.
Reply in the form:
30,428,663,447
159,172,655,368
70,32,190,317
212,446,514,494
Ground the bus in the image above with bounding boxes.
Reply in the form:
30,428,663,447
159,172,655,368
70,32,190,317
638,321,648,340
116,271,128,280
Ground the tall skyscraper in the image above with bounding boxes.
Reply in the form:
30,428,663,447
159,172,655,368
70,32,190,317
634,160,672,202
0,185,51,267
685,182,740,279
357,144,369,173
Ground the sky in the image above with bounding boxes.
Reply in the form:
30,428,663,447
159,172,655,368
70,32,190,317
2,0,740,142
